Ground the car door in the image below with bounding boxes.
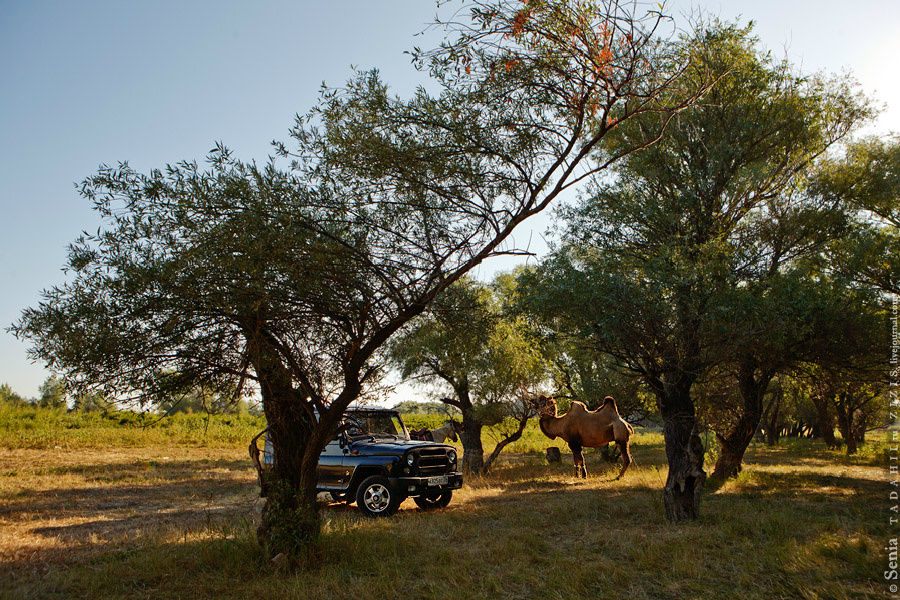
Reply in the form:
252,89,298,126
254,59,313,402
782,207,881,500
316,434,346,489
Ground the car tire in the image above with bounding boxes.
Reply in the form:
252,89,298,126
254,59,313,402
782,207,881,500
356,476,403,517
413,489,452,510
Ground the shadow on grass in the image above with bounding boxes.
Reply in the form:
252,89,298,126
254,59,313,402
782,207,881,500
21,456,252,480
2,476,253,523
744,437,885,468
725,469,880,499
29,505,249,542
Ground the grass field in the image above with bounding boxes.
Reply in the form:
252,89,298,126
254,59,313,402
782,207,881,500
0,408,888,599
0,404,265,450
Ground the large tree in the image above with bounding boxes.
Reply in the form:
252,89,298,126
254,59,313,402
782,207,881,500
390,276,547,475
715,137,899,462
12,0,695,561
520,22,869,520
709,275,885,476
513,263,653,419
811,136,900,295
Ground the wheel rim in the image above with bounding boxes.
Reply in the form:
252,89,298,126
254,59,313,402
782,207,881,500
363,484,391,512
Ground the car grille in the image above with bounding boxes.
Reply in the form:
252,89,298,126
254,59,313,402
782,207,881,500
415,448,452,475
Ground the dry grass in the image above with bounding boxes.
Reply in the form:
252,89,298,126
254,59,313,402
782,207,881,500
0,430,887,599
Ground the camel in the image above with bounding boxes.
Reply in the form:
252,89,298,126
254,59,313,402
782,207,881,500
530,395,634,479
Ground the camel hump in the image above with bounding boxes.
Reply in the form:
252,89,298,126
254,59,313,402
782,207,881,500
601,396,619,413
569,401,588,414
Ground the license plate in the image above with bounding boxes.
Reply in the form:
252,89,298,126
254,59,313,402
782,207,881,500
427,475,449,486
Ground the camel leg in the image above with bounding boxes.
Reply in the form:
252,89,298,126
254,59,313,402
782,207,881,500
616,440,632,480
568,441,586,478
575,452,585,478
569,442,584,479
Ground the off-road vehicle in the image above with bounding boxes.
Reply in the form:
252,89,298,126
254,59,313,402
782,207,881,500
254,407,462,517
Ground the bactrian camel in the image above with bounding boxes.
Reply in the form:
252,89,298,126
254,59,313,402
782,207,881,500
531,395,634,479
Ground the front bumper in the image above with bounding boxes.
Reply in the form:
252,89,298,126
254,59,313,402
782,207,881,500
389,472,463,496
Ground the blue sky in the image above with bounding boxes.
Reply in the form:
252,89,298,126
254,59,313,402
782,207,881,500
1,0,898,399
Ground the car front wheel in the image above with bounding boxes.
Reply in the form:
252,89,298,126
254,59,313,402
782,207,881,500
413,489,452,509
356,476,403,517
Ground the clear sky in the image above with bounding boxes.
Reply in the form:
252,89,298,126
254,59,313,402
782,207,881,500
1,0,898,400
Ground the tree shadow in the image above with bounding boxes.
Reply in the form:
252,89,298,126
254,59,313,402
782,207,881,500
2,456,260,580
30,505,247,544
23,456,251,480
2,476,254,523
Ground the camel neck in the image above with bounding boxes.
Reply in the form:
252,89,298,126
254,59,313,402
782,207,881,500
538,413,562,439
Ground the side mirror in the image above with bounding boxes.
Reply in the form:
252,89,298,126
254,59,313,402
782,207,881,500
338,434,346,449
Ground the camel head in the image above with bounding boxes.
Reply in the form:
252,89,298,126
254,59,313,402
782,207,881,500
529,394,558,418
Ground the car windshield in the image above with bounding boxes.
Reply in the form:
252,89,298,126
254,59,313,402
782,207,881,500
343,412,408,440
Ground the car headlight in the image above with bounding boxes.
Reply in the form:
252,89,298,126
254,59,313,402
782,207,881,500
447,450,456,463
406,453,415,466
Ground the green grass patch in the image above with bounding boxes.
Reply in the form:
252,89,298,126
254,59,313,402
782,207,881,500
0,403,266,449
2,404,653,455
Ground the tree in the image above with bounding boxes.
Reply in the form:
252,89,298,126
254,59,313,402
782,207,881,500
390,400,459,416
737,137,900,453
792,298,891,455
799,138,898,456
812,136,900,295
710,276,884,476
37,376,66,409
389,276,547,474
520,22,869,519
157,382,250,415
0,383,26,408
71,389,115,412
514,266,655,423
12,0,696,561
831,380,886,454
515,263,657,464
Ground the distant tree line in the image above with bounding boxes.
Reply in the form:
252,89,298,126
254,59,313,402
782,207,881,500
0,376,257,415
390,401,460,417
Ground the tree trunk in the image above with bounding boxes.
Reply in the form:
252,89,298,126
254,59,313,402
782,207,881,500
712,424,753,479
834,392,858,456
482,414,529,474
854,410,868,445
812,394,837,447
460,410,484,475
765,395,780,446
657,379,706,522
252,339,322,565
258,408,320,563
442,382,485,475
662,412,705,521
712,364,772,480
